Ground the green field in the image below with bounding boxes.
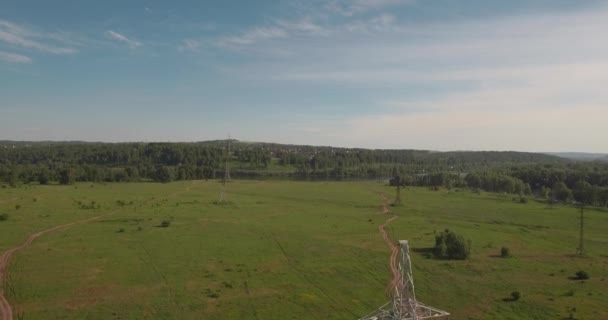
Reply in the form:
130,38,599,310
1,181,607,320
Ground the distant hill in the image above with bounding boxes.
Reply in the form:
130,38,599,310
545,152,608,161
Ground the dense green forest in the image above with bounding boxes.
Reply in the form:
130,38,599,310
2,140,608,206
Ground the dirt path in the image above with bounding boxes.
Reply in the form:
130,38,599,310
376,194,401,296
0,181,199,320
0,213,114,320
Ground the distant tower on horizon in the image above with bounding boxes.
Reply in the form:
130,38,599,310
576,206,585,256
218,136,231,203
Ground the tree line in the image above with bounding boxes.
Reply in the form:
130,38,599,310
2,140,608,206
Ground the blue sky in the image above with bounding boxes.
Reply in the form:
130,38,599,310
1,0,607,152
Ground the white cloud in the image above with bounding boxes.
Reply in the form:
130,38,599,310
325,0,412,16
106,30,142,48
276,18,328,36
214,4,608,152
0,50,32,63
0,20,77,54
179,39,202,51
217,27,287,46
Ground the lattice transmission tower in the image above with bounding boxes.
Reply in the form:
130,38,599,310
359,240,450,320
218,137,231,203
576,206,585,256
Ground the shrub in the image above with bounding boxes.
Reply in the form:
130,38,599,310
500,246,510,258
160,220,171,228
0,214,8,221
511,291,521,301
117,228,125,233
433,229,471,260
15,204,21,210
575,271,589,280
205,289,220,298
519,196,528,204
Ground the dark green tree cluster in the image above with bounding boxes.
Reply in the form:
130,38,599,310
433,229,472,260
465,171,531,195
2,140,608,204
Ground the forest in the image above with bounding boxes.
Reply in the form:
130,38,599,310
1,140,608,206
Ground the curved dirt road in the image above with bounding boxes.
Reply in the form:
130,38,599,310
0,181,199,320
376,195,402,296
0,214,113,320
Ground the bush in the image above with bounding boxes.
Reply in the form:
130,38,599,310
160,220,171,228
575,271,589,280
500,246,510,258
519,196,528,204
433,229,471,260
0,214,8,221
15,204,21,210
511,291,521,301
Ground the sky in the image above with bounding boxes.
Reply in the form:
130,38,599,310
1,0,607,152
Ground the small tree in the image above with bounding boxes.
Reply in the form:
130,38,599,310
511,291,521,301
58,168,75,185
575,271,589,280
155,166,174,183
552,182,572,203
500,246,510,258
433,229,471,260
0,213,8,221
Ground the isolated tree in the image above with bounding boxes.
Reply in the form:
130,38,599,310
573,180,595,205
155,166,174,183
58,168,75,185
551,182,572,202
37,170,49,185
598,188,608,207
433,229,471,260
540,186,551,199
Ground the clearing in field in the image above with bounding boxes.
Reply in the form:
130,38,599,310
0,180,607,320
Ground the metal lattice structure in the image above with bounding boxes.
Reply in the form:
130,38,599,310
359,240,450,320
218,137,231,203
576,207,584,256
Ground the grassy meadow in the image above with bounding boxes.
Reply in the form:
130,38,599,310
0,180,607,320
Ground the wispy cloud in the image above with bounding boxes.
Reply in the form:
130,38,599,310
106,30,142,48
217,27,287,46
215,11,397,49
0,50,32,63
0,20,77,54
214,3,608,151
325,0,413,16
178,39,202,51
275,18,328,36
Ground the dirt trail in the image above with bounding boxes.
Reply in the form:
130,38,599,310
376,194,401,296
0,214,113,320
0,181,198,320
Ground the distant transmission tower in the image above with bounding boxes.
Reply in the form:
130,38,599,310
218,136,231,203
576,206,585,256
359,240,449,320
394,181,401,205
391,175,402,206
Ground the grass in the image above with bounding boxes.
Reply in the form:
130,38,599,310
1,181,607,320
